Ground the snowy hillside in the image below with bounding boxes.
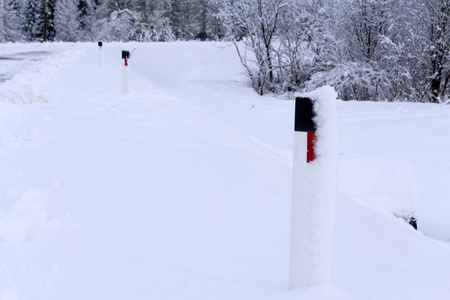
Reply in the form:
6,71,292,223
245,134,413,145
0,42,449,300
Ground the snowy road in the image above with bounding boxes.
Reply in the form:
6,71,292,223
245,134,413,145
0,42,449,299
0,51,51,82
0,43,71,83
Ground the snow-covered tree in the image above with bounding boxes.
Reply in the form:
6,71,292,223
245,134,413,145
43,0,57,41
108,0,136,11
78,0,94,34
135,0,174,41
171,0,202,40
0,0,447,104
220,0,289,95
204,0,225,40
0,0,22,42
97,8,151,41
303,0,417,101
77,0,111,41
420,0,450,103
55,0,80,42
276,0,339,92
21,0,44,41
127,12,153,41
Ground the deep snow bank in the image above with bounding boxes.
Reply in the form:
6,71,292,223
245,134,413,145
128,42,446,237
0,42,449,299
339,155,419,221
0,43,89,104
0,188,49,243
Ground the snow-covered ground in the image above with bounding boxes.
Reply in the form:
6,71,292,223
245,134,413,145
0,41,449,299
0,43,81,84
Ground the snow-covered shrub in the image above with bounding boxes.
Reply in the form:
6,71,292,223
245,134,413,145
305,60,413,101
101,9,135,42
97,9,153,42
0,0,22,42
128,14,153,42
220,0,291,95
55,0,80,42
339,155,419,226
145,10,175,42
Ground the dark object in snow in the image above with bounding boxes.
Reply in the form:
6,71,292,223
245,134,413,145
409,217,418,230
98,41,103,47
295,97,317,132
196,31,207,41
122,51,130,59
399,215,418,230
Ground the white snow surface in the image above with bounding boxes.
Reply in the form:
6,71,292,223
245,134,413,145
0,41,449,299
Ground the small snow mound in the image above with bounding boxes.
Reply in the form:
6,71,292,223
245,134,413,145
0,48,85,104
292,284,352,300
50,263,60,274
0,287,19,300
0,189,49,243
0,83,54,105
0,91,20,104
339,155,419,220
0,103,23,149
22,128,41,142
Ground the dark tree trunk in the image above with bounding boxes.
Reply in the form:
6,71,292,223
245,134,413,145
43,0,48,42
430,70,441,103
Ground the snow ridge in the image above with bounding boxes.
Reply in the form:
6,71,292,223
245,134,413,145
0,44,88,104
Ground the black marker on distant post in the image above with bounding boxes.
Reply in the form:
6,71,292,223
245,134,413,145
122,50,131,93
98,41,104,67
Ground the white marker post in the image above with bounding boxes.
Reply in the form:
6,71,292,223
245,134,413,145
98,41,104,67
122,50,131,93
289,87,338,288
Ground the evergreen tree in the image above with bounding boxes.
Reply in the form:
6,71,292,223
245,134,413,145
108,0,135,11
77,0,97,40
133,0,174,41
55,0,80,41
128,11,152,41
21,0,45,41
45,0,57,41
421,0,450,102
78,0,91,30
170,0,201,40
0,0,22,42
305,0,417,101
220,0,289,95
204,0,225,40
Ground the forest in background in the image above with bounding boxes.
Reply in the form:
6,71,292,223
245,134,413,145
1,0,450,103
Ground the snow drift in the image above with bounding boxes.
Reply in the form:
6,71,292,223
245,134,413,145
0,41,449,300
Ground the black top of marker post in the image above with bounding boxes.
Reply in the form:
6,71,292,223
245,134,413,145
98,41,103,47
294,97,317,132
122,50,130,59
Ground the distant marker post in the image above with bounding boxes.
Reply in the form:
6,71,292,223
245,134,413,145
122,50,131,93
98,41,104,67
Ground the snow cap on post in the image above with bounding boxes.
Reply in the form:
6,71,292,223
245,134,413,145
122,50,130,59
295,97,317,132
300,86,338,157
